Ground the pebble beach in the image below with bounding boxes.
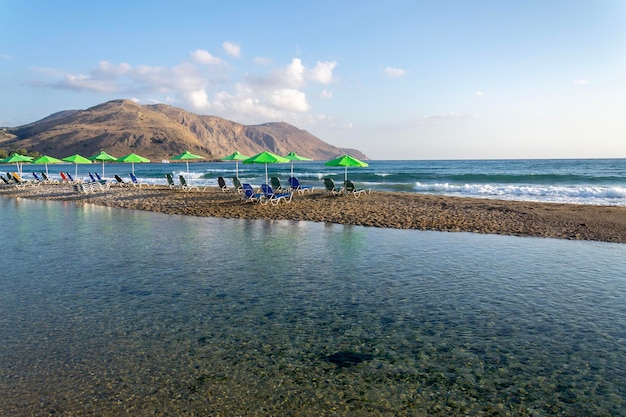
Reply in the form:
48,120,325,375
2,182,626,243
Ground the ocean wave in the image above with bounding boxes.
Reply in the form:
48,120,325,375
413,182,626,205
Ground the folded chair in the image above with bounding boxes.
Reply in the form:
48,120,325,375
288,176,313,194
344,180,370,198
323,178,343,196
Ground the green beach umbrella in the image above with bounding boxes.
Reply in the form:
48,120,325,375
2,153,33,176
171,150,205,180
283,152,313,177
116,153,150,175
32,155,62,176
325,154,368,182
62,154,92,178
219,151,249,179
89,150,117,177
243,151,289,186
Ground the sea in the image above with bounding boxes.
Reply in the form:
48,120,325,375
15,157,626,206
2,159,625,415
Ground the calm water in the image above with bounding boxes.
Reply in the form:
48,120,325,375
1,197,625,416
14,158,626,206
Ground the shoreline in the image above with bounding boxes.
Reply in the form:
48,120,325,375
2,183,626,243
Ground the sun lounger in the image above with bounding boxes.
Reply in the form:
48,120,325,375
232,177,243,193
9,172,33,187
1,175,10,185
114,174,129,186
129,172,150,187
270,177,284,192
179,175,200,191
323,178,343,196
288,176,313,194
241,183,263,203
344,180,370,198
261,183,293,205
217,176,229,192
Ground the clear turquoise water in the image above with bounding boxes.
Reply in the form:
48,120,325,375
1,197,625,415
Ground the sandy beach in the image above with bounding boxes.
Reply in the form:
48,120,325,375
2,182,626,243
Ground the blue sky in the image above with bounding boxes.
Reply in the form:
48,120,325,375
1,0,625,159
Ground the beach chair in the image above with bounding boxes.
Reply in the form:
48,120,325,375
260,183,293,205
165,173,178,189
129,172,146,187
66,172,82,183
41,172,55,183
270,176,284,192
0,175,10,185
288,176,313,194
344,180,370,198
217,176,229,192
59,172,70,183
179,175,200,191
9,172,31,188
232,177,243,193
32,172,44,183
323,178,343,196
114,174,129,186
241,183,262,203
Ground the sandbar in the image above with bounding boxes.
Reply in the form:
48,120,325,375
2,183,626,243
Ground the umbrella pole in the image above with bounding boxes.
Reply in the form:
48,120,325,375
236,161,239,178
75,164,78,179
102,161,105,177
186,161,190,181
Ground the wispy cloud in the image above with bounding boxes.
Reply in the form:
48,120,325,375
475,90,485,96
384,66,407,78
573,79,589,85
29,46,338,126
418,111,478,123
1,54,12,60
222,41,241,58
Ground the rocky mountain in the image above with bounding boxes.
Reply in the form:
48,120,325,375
1,99,366,161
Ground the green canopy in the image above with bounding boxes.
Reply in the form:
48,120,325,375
324,154,369,181
32,155,62,176
89,151,117,177
171,150,205,179
116,153,150,175
243,151,289,185
283,152,313,177
220,151,249,179
2,153,33,176
62,154,92,178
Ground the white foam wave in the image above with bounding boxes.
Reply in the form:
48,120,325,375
414,182,626,206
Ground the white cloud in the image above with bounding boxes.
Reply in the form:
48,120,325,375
574,79,589,85
307,61,336,84
2,54,12,60
418,111,477,123
320,89,333,99
191,49,222,65
269,89,309,112
223,41,241,58
475,90,485,96
384,66,407,78
253,56,272,66
31,48,339,126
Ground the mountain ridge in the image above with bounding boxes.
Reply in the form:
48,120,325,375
1,99,366,161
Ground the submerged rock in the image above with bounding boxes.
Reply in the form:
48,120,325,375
325,351,374,368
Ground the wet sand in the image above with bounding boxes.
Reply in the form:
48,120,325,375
2,182,626,243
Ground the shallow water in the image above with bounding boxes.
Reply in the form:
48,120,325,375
1,197,625,416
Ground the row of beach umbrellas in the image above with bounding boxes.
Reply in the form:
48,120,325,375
2,149,368,184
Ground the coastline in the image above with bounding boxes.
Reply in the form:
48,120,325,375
2,183,626,243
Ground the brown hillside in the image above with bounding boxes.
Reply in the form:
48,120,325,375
5,99,366,161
